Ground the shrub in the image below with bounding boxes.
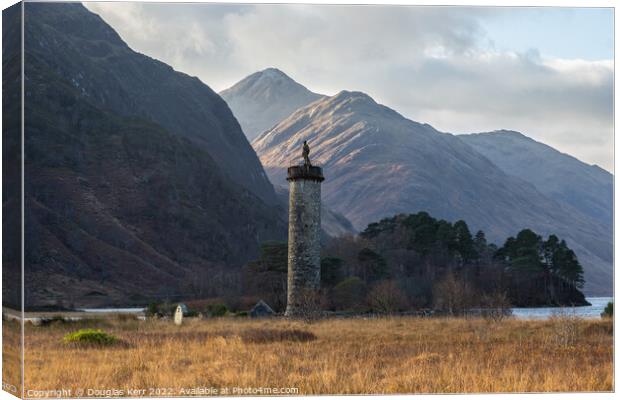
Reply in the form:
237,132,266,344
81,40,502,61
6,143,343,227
367,280,408,314
357,248,388,282
295,288,327,322
332,277,367,311
479,290,512,322
321,257,344,287
145,302,175,318
601,301,613,318
205,304,228,317
114,313,139,322
432,271,476,316
241,329,317,344
549,311,581,348
63,329,118,346
38,316,67,326
146,302,160,317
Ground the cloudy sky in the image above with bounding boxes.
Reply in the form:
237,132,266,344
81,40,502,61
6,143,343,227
84,2,614,172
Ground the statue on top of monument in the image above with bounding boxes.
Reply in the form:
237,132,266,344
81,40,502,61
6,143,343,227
302,140,311,167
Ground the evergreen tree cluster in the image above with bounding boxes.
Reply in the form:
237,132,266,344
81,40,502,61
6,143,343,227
496,229,585,306
243,212,588,313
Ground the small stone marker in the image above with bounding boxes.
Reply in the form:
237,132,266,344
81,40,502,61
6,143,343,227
174,305,183,325
177,303,189,315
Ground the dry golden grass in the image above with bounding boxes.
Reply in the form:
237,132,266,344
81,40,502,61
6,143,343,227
2,319,22,396
19,316,613,395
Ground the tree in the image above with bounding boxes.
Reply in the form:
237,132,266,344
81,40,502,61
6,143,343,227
323,234,367,277
321,257,344,287
257,241,288,272
326,213,588,311
357,248,388,283
513,229,544,271
497,229,543,273
331,277,367,311
404,212,439,256
453,220,477,265
296,288,327,322
473,230,487,259
242,241,288,311
542,235,560,271
432,271,476,315
495,229,586,306
367,280,409,314
479,290,512,322
553,240,585,289
183,264,241,300
601,302,613,318
435,220,457,257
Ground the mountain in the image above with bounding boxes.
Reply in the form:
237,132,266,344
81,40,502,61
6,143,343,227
220,68,324,141
459,130,613,230
12,3,287,308
3,3,23,308
253,90,612,295
27,3,277,205
321,206,357,238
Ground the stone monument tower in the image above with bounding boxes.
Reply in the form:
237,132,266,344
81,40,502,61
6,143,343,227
284,141,324,317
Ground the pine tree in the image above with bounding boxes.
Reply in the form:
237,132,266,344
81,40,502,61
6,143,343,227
554,240,585,289
453,220,477,265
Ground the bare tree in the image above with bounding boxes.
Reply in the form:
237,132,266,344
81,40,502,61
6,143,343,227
432,271,476,316
367,280,409,314
183,264,242,300
479,290,512,322
296,288,327,322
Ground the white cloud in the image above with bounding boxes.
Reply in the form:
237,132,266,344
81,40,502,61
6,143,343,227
84,3,613,171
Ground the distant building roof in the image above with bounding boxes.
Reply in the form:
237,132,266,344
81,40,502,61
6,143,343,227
250,300,275,318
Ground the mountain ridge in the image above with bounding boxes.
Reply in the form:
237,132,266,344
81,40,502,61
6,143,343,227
253,87,612,296
221,68,324,141
460,130,613,230
29,2,277,205
15,3,288,307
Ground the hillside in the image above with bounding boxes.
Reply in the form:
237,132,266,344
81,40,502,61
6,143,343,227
253,90,612,295
2,3,22,308
221,68,324,141
27,3,277,204
15,3,288,308
459,130,613,230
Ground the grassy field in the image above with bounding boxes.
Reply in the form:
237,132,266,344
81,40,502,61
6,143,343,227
14,316,614,395
2,320,22,397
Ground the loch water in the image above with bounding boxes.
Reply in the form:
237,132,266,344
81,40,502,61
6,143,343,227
511,297,613,319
